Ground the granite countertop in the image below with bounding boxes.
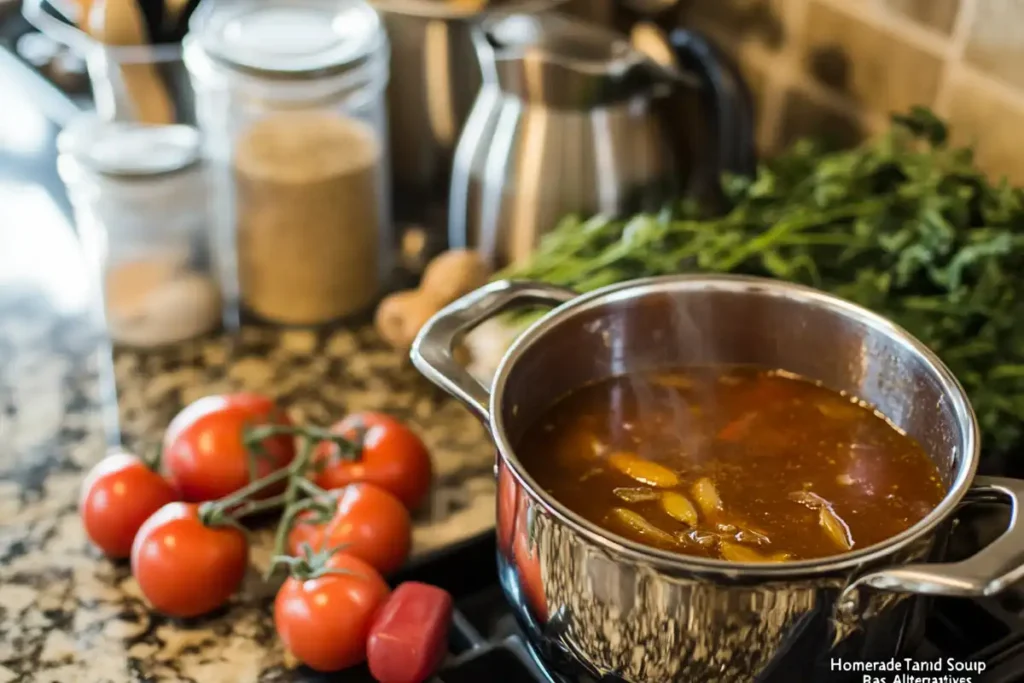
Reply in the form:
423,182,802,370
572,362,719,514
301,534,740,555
0,51,496,683
1,290,496,683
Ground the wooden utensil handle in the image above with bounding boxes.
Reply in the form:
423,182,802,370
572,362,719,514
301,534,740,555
87,0,175,125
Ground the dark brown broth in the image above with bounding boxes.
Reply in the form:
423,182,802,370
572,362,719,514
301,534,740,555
516,367,947,562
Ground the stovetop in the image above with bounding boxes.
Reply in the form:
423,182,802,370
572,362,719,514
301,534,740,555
322,502,1024,683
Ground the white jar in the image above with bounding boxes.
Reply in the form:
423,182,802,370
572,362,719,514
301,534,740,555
58,117,223,348
184,0,393,327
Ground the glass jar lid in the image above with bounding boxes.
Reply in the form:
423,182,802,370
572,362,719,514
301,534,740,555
371,0,562,19
190,0,385,79
58,118,201,179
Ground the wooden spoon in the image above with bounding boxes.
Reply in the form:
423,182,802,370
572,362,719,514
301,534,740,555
86,0,174,124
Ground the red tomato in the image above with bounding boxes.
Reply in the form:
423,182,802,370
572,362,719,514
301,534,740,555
286,507,327,557
131,502,249,618
274,553,390,672
496,460,518,558
313,412,432,510
367,582,453,683
319,483,412,575
80,451,178,559
513,501,548,624
163,393,295,502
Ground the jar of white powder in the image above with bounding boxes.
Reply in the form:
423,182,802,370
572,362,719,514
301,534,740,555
58,117,223,348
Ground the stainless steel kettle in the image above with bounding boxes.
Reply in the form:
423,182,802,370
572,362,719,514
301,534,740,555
448,13,756,268
371,0,683,270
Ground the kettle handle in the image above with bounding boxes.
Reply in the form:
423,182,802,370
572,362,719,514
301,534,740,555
665,28,757,200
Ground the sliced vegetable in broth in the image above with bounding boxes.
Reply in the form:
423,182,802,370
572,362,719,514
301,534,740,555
614,487,661,503
661,491,699,526
516,367,947,562
608,451,680,488
692,478,723,517
609,507,678,547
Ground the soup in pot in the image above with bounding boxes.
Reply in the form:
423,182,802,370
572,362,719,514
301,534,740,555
516,367,947,562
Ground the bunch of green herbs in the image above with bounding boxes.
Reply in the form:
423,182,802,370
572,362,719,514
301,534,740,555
497,108,1024,464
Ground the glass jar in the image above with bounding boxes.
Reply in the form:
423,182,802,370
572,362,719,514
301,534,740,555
183,0,393,327
57,117,223,348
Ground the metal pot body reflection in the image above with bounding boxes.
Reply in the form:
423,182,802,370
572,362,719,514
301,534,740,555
411,275,1024,683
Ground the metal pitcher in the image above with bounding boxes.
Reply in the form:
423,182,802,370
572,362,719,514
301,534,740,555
372,1,563,225
371,0,682,266
448,13,756,269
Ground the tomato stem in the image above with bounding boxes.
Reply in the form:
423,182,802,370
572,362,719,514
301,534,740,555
226,493,291,520
268,543,356,581
267,497,318,579
244,424,360,459
297,477,332,499
262,437,323,579
197,501,250,532
203,465,294,517
195,422,363,575
219,424,347,519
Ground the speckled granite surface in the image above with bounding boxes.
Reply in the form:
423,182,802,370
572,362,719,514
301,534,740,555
0,278,497,682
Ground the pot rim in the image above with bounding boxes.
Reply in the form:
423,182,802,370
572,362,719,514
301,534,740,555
489,274,980,577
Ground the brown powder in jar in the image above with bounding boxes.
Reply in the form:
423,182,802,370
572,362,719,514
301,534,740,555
234,110,381,325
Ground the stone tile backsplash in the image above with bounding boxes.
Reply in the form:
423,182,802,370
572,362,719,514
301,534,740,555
964,0,1024,91
681,0,1024,183
884,0,961,35
801,2,944,114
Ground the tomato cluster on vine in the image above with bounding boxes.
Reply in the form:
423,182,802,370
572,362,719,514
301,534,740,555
79,393,448,680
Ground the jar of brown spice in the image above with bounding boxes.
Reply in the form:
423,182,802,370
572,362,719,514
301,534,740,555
183,0,392,326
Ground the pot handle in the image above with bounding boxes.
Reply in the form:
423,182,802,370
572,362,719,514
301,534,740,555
840,476,1024,612
410,280,577,422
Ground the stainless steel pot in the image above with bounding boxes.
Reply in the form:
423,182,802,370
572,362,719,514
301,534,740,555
411,275,1024,683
